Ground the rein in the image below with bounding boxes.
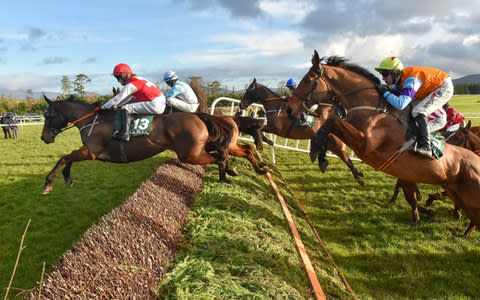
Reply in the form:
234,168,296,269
53,107,100,136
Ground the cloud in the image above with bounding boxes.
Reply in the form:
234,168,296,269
82,57,97,64
178,0,263,18
0,73,58,91
41,57,68,65
27,27,47,40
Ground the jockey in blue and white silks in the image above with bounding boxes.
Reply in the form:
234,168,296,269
163,70,199,113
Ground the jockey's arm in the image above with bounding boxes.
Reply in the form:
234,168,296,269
383,77,422,110
101,83,137,109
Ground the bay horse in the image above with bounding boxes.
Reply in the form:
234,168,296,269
40,96,266,194
287,51,480,232
240,78,364,186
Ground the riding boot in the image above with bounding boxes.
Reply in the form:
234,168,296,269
413,114,432,158
113,109,131,142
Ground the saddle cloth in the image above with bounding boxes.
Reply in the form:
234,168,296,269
114,111,154,137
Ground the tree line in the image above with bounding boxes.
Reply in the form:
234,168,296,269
0,74,478,116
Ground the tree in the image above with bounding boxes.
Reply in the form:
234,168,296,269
208,80,222,95
25,89,34,100
73,74,91,97
61,75,73,96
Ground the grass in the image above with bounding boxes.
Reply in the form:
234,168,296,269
0,125,170,297
2,96,480,299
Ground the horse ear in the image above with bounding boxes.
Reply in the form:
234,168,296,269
312,50,320,66
467,120,472,129
253,78,257,84
43,95,52,104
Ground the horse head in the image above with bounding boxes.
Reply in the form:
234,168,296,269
41,95,96,144
41,95,70,144
240,78,259,109
287,50,332,119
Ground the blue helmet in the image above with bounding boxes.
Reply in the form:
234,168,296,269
164,70,178,82
286,78,296,88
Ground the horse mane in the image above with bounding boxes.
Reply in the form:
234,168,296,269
189,80,209,113
323,56,381,86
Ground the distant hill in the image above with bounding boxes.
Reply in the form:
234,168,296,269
0,89,99,100
453,74,480,84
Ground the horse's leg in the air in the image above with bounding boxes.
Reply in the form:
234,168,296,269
62,162,74,187
228,143,266,174
310,118,366,166
43,145,94,194
399,180,426,222
327,134,364,186
390,179,402,204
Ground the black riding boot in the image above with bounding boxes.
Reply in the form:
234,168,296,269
113,109,131,142
413,114,432,158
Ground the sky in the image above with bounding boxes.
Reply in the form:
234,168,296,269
1,0,480,96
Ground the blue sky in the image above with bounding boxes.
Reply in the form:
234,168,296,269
1,0,480,96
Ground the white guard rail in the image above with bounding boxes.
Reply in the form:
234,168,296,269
210,97,359,164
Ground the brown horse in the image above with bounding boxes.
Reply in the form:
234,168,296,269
40,96,266,194
287,51,480,231
240,78,364,186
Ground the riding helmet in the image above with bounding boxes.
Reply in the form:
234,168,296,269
113,63,134,77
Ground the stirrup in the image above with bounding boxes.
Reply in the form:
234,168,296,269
413,142,432,158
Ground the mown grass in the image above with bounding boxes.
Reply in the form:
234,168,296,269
158,145,480,299
2,95,479,299
0,125,170,298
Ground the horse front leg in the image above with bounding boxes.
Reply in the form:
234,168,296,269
43,145,94,194
327,134,365,186
311,118,366,166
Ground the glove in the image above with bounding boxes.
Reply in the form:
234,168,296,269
376,84,391,96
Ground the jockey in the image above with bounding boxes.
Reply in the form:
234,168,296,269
163,70,199,112
376,57,454,158
284,78,309,126
101,63,166,141
443,103,466,132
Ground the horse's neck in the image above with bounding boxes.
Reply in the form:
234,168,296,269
61,102,94,122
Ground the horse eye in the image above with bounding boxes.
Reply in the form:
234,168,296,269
304,78,311,84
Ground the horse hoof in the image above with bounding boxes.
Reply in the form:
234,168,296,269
42,185,53,195
319,160,329,173
310,151,319,162
65,178,74,187
226,168,240,176
220,178,232,184
356,179,365,187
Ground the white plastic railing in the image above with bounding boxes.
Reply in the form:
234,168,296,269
210,97,359,164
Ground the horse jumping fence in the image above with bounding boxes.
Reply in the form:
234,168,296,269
210,96,359,164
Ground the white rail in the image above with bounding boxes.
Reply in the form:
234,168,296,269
210,97,359,163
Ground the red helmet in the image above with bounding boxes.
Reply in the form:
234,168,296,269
113,63,133,77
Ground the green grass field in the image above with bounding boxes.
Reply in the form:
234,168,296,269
0,125,171,298
1,96,479,299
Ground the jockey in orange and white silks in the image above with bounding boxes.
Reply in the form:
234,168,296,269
102,63,166,115
163,70,199,112
376,57,454,158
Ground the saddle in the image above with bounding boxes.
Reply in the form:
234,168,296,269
114,111,154,137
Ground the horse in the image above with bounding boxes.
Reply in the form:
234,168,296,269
240,78,364,186
40,96,266,194
287,51,480,232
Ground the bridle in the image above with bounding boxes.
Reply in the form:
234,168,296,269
292,63,384,118
44,107,100,137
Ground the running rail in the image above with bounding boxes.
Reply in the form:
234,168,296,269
254,148,326,300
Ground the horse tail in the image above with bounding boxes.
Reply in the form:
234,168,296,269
233,116,265,150
190,80,209,113
195,113,235,153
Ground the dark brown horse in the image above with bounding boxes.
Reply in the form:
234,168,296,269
40,96,266,194
287,51,480,231
240,78,364,186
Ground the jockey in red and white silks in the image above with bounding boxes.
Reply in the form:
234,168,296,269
102,63,166,114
